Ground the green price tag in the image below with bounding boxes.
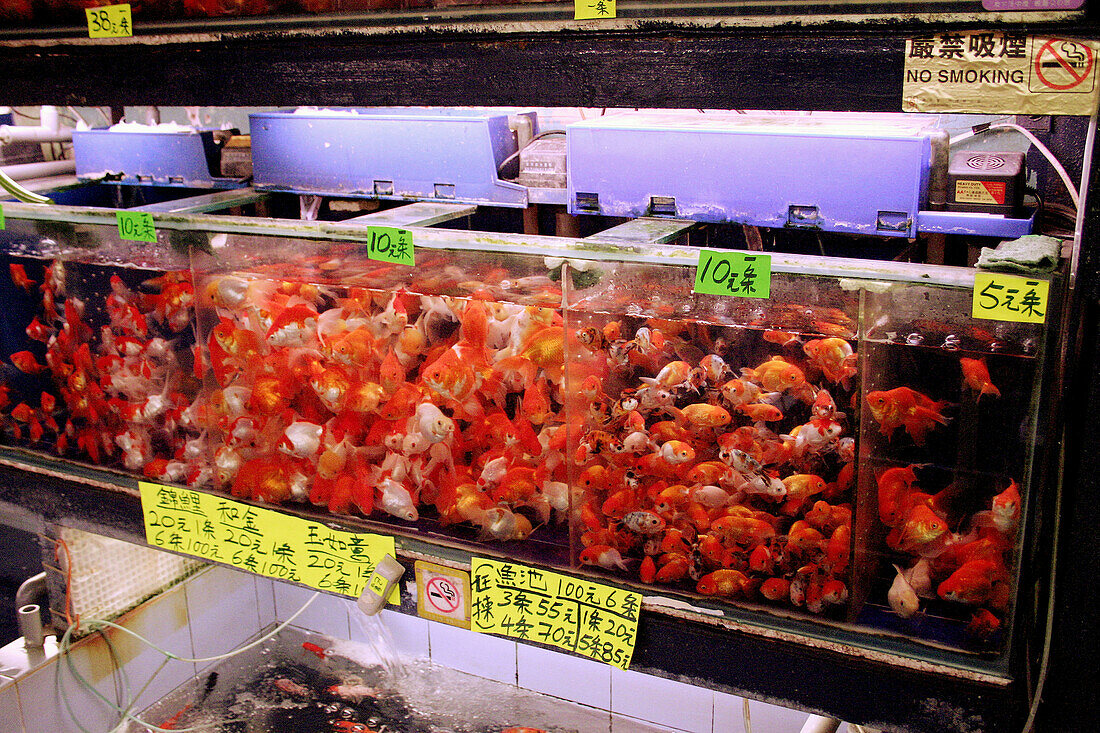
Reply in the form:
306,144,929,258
117,211,157,243
366,226,414,266
0,204,5,230
86,4,132,38
575,0,615,19
694,250,772,298
973,271,1048,324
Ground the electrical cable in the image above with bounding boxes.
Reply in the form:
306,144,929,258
950,122,1080,210
495,129,567,177
57,590,321,732
1018,441,1064,733
0,169,52,204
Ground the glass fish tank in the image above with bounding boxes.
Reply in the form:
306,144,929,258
0,175,1062,680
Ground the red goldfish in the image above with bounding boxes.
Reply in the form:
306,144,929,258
9,263,35,291
865,387,950,444
960,357,1001,401
937,558,1009,606
10,350,46,374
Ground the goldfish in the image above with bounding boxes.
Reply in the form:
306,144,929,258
746,356,806,393
9,263,35,291
877,465,920,527
802,338,857,386
620,510,666,535
10,350,46,374
760,577,790,601
658,440,695,464
781,474,828,514
762,330,801,347
967,608,1002,640
580,544,629,571
937,558,1008,606
986,480,1021,534
865,387,950,444
681,403,731,429
737,402,784,422
960,357,1000,401
887,504,948,554
697,569,749,597
888,564,921,618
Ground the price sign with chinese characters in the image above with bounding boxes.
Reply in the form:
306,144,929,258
117,211,157,243
575,0,615,19
139,482,397,602
972,272,1050,324
365,226,415,266
86,4,132,38
694,250,772,298
471,558,640,669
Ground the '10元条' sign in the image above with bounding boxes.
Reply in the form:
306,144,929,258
471,558,640,669
140,482,397,601
694,250,772,298
366,226,415,266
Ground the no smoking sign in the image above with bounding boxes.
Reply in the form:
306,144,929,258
415,561,471,628
1030,38,1095,93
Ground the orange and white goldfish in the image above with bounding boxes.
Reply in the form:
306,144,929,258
866,387,950,444
579,544,629,571
974,480,1021,534
697,569,749,597
960,357,1001,401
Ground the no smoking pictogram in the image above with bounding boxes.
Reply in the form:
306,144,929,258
426,576,461,613
1032,39,1095,93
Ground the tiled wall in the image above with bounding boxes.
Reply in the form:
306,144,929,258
1,564,843,733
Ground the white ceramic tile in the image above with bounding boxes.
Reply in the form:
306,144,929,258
15,651,118,733
712,691,750,733
612,713,690,732
273,582,352,639
0,683,24,733
610,667,713,733
347,609,429,659
254,577,278,630
185,566,262,660
517,642,611,710
428,622,517,684
747,699,812,733
106,583,198,712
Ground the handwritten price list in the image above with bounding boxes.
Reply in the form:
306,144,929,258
366,226,415,266
471,558,640,670
694,250,772,298
139,482,397,602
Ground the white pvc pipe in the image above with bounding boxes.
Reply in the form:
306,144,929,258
0,105,73,144
799,715,842,733
1,159,76,180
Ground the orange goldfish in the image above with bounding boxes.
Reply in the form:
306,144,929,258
747,356,807,393
960,357,1001,401
762,330,801,347
781,473,828,514
737,402,784,422
518,325,564,369
802,338,857,386
697,569,748,597
760,577,790,601
8,263,35,291
937,558,1009,606
681,403,731,428
865,387,950,444
887,504,948,554
422,347,477,404
877,465,920,527
975,480,1021,534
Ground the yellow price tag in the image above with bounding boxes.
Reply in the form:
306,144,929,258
369,573,389,597
972,272,1049,324
139,482,397,602
574,0,615,20
471,558,640,669
86,4,132,38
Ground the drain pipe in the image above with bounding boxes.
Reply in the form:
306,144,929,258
799,715,842,733
15,572,48,649
1,160,76,180
0,106,73,144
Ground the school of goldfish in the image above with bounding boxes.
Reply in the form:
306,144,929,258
0,252,1027,638
1,259,199,475
879,358,1019,642
570,313,859,615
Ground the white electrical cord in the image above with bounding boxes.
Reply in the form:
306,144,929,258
950,122,1080,210
58,590,321,732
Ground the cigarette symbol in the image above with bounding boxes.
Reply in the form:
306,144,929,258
1042,42,1089,69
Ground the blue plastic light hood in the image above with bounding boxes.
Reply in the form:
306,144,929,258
73,127,247,189
250,108,532,208
566,112,1031,239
